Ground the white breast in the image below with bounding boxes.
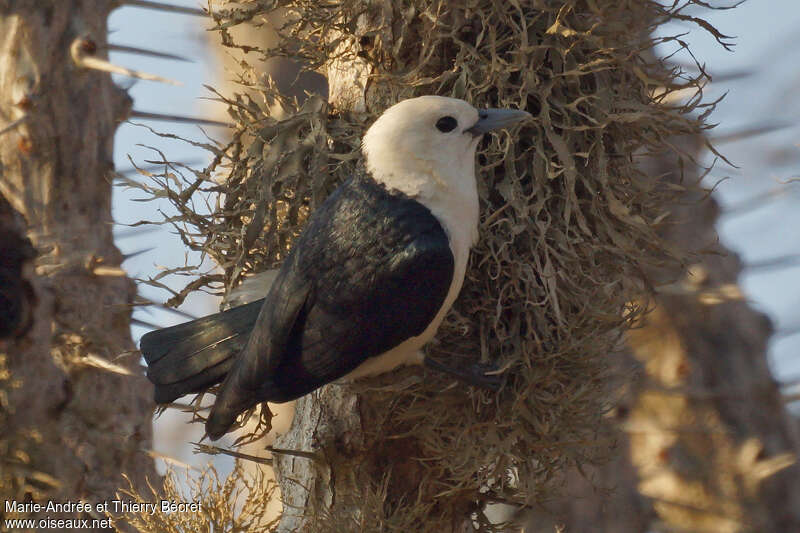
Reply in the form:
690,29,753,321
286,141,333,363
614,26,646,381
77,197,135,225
342,236,468,380
343,168,479,380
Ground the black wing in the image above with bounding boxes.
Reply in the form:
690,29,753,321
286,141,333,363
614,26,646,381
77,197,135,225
142,298,264,403
206,175,454,438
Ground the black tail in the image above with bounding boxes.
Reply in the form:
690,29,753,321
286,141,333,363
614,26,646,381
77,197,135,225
141,299,264,404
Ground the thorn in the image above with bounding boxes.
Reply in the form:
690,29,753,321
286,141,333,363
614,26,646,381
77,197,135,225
122,247,155,260
722,184,799,218
143,449,200,471
193,443,274,465
783,392,800,404
131,317,163,330
130,110,231,128
265,445,323,463
709,70,754,84
121,160,206,174
107,43,194,63
133,297,199,320
114,226,161,240
708,122,793,145
92,265,127,276
775,325,800,341
746,254,800,273
0,116,29,137
161,402,210,412
116,159,206,175
70,37,182,86
82,353,134,376
667,62,754,84
122,0,207,17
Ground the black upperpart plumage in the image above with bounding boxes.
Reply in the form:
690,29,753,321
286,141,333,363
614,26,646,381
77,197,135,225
140,173,455,438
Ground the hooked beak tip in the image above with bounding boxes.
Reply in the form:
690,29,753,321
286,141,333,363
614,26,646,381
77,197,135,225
467,108,532,137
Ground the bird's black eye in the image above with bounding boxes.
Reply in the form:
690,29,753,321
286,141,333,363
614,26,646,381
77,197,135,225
435,116,458,133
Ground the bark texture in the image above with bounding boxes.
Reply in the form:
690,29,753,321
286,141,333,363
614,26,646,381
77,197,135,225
538,140,800,532
0,1,156,527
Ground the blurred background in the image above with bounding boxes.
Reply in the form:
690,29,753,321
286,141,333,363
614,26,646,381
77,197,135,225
107,0,800,481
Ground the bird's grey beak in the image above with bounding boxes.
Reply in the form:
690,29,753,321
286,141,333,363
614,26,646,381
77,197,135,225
466,108,532,137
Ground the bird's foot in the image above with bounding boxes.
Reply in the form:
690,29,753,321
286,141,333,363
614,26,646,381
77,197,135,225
423,356,505,391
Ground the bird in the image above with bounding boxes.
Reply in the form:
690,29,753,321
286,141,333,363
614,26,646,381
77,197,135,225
140,95,531,440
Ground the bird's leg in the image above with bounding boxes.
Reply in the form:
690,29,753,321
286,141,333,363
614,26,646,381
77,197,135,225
423,355,504,391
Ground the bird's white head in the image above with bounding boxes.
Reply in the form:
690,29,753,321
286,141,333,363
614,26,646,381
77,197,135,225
362,95,530,201
363,96,480,201
362,95,530,247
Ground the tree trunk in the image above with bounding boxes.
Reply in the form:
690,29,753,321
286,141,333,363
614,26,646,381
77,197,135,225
0,1,156,528
540,138,800,532
210,2,800,532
